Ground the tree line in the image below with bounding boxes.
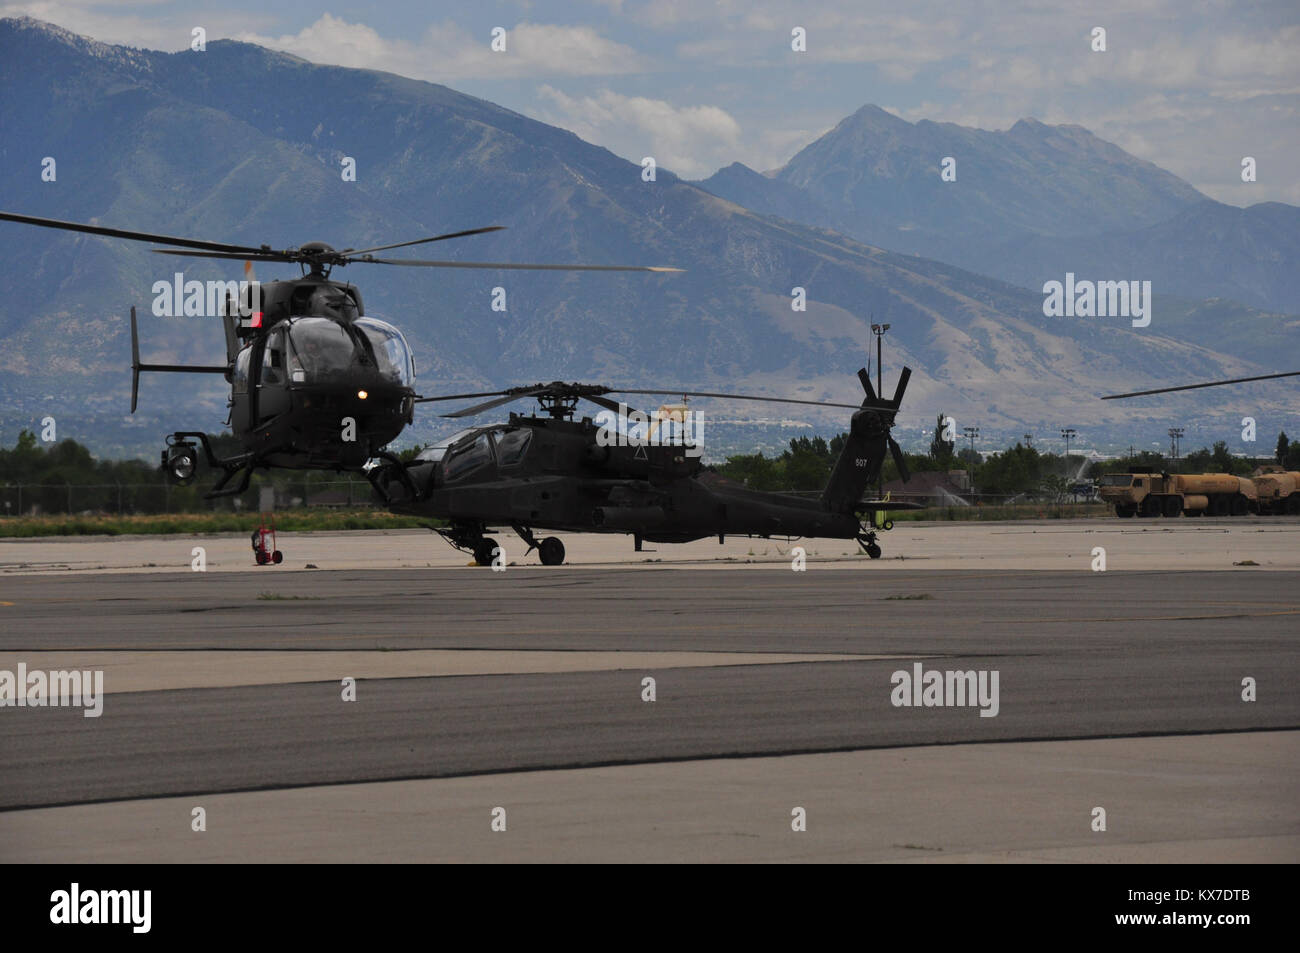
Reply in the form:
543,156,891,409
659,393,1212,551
716,420,1298,497
0,430,370,515
4,423,1296,514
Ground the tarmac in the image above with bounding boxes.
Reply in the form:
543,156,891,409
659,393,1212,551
0,519,1296,862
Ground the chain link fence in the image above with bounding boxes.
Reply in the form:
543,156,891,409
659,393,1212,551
0,480,374,516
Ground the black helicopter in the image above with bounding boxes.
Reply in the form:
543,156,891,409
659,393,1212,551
0,210,677,495
369,368,917,565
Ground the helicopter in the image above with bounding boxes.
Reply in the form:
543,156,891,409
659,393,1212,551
367,367,918,566
0,209,678,496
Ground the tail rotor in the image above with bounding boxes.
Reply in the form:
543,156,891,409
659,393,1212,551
821,364,912,514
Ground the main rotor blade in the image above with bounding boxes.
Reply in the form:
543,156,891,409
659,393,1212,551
441,387,550,418
614,388,860,410
584,394,632,416
413,389,513,404
151,249,294,263
361,257,683,272
344,226,506,256
0,210,270,255
1102,371,1300,399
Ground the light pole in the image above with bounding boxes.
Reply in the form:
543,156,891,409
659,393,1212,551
1168,427,1184,470
1061,428,1077,501
1023,433,1033,450
1061,428,1076,463
870,322,891,398
963,426,980,494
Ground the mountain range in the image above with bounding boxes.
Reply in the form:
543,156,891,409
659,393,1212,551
0,16,1296,461
698,105,1300,315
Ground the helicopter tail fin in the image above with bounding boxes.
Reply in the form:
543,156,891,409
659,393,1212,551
821,367,911,514
129,305,230,414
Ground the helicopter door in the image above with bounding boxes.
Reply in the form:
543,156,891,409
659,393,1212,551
256,329,291,422
230,347,254,433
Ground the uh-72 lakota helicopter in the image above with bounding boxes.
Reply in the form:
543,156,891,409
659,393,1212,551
0,209,680,495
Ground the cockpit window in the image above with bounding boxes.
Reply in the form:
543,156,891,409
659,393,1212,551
356,317,414,387
279,316,413,388
261,328,286,385
285,317,355,381
494,429,532,467
443,432,493,481
233,348,251,394
416,428,479,463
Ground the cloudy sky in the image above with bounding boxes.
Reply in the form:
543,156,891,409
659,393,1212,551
5,0,1298,203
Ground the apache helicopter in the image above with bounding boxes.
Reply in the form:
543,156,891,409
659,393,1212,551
0,210,677,495
368,368,917,565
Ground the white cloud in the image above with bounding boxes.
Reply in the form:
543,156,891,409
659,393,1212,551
535,85,741,178
0,0,273,51
233,15,653,82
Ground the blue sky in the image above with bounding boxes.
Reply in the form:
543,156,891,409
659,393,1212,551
5,0,1298,203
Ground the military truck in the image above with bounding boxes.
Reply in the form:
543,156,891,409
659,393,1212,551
1253,470,1300,514
1098,468,1256,517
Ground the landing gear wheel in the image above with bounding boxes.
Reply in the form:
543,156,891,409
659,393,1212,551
272,550,283,564
473,537,499,567
882,519,894,531
539,537,565,566
858,530,883,559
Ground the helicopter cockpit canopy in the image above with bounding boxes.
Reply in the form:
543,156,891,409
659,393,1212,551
306,286,360,322
356,317,416,386
416,428,485,463
414,424,528,466
281,316,414,387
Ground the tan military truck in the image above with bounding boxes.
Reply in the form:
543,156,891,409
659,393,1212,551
1098,468,1256,517
1253,469,1300,514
